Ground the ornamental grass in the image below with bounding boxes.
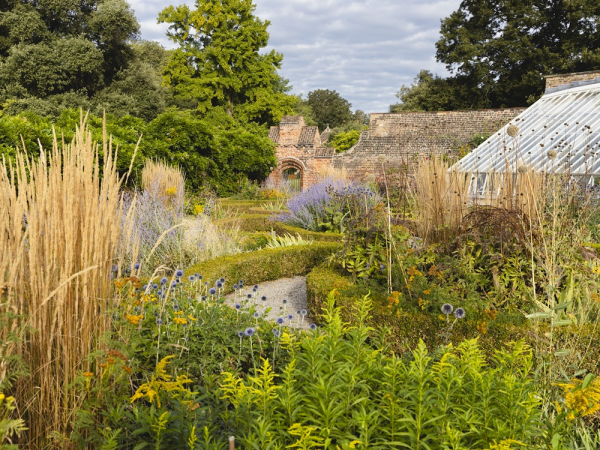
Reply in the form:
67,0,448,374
0,114,137,449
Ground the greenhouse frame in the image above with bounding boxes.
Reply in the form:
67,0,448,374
451,76,600,196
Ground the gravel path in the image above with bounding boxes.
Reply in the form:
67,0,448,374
224,276,314,329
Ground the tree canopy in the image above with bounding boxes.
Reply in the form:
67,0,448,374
307,89,353,131
158,0,294,126
393,0,600,111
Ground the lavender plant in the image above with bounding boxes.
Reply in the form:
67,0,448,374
276,178,381,232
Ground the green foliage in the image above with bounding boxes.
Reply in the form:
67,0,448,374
330,129,361,153
307,89,353,131
291,96,318,126
390,70,468,112
158,0,295,125
0,393,27,449
434,0,600,108
215,294,544,448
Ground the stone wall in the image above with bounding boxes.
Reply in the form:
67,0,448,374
545,70,600,90
267,109,525,189
331,108,525,181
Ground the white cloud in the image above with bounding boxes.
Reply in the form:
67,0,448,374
128,0,461,113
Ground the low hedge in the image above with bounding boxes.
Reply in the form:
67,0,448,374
272,223,344,243
214,214,274,232
184,242,341,294
218,199,278,215
307,264,536,357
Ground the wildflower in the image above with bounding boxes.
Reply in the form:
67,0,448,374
173,317,188,325
233,284,238,289
171,282,177,288
261,295,267,301
134,263,140,270
204,281,208,286
288,314,294,320
176,269,184,277
507,124,519,137
309,323,317,330
380,264,386,272
273,329,280,337
152,284,158,289
300,309,307,316
547,149,558,160
112,264,118,272
173,304,180,311
282,299,288,304
254,284,259,289
156,318,163,325
253,312,260,318
441,304,453,315
188,315,197,321
157,290,162,296
276,317,285,325
209,288,217,295
122,366,132,374
238,331,244,338
216,281,223,289
160,277,168,285
454,307,466,319
235,303,241,310
195,273,201,279
143,284,148,290
201,296,207,301
247,294,252,299
517,164,529,174
83,372,94,378
244,327,255,337
220,277,225,283
239,279,244,285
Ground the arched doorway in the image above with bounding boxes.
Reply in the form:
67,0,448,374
279,159,304,192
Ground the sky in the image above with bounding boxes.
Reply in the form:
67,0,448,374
128,0,462,114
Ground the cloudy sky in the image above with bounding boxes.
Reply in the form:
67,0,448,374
128,0,461,113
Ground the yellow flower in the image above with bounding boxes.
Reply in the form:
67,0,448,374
349,440,362,448
83,372,94,378
165,186,178,196
187,315,197,321
194,204,204,215
173,317,188,325
422,289,431,295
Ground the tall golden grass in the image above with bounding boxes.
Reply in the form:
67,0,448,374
0,116,136,448
141,159,185,199
410,156,547,244
314,164,348,182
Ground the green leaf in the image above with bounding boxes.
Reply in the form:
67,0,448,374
525,312,550,319
553,349,573,357
582,373,596,390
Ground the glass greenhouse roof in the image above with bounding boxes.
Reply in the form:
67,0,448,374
452,79,600,176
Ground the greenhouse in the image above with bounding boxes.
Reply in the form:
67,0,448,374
452,76,600,194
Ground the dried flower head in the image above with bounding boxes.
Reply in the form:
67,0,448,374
517,165,529,174
507,124,519,137
547,149,558,160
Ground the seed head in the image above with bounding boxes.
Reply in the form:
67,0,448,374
441,304,453,315
547,149,558,160
507,124,519,137
454,308,466,319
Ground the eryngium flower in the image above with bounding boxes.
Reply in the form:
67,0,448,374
235,303,241,310
247,294,252,299
276,316,285,324
220,278,225,283
288,314,294,320
507,124,519,137
237,331,244,338
189,275,196,282
309,323,317,330
160,277,168,285
175,269,184,277
454,307,466,319
216,281,223,289
156,318,163,325
282,299,288,304
244,327,255,337
134,263,140,270
253,312,260,318
233,284,238,289
300,309,307,316
209,288,217,295
261,296,267,301
441,304,453,315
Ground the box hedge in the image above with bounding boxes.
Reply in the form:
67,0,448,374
271,223,344,243
185,242,341,294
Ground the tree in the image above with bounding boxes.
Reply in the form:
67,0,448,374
306,89,352,131
158,0,294,126
435,0,600,108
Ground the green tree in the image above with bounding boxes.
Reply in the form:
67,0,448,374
329,129,361,153
158,0,294,126
435,0,600,108
390,70,471,112
306,89,352,131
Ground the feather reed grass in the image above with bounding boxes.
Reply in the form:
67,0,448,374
0,115,136,448
141,159,185,205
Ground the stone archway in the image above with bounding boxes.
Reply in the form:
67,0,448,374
278,158,305,191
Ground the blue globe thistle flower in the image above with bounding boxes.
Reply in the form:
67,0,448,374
301,309,307,316
216,281,223,289
160,277,168,285
156,318,163,325
134,262,140,270
288,314,294,320
194,273,200,278
244,327,255,337
238,331,244,338
380,264,386,272
173,304,179,311
282,299,288,304
310,323,317,330
239,279,244,285
276,317,285,325
296,310,301,315
209,288,217,295
441,304,453,315
152,284,158,290
366,263,370,270
253,312,260,318
254,284,258,289
454,308,466,319
204,281,208,286
220,278,225,283
112,264,118,272
201,296,207,301
233,284,238,290
176,278,181,283
247,294,252,299
235,303,241,310
252,287,258,292
157,290,162,296
143,284,148,290
153,311,159,317
176,269,184,277
189,275,196,282
261,296,267,301
171,282,177,288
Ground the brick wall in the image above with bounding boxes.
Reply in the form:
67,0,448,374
267,109,524,189
545,70,600,89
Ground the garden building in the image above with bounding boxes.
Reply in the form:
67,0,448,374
452,70,600,195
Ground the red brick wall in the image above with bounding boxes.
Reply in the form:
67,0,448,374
545,70,600,89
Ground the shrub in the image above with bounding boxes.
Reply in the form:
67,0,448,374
277,178,381,232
